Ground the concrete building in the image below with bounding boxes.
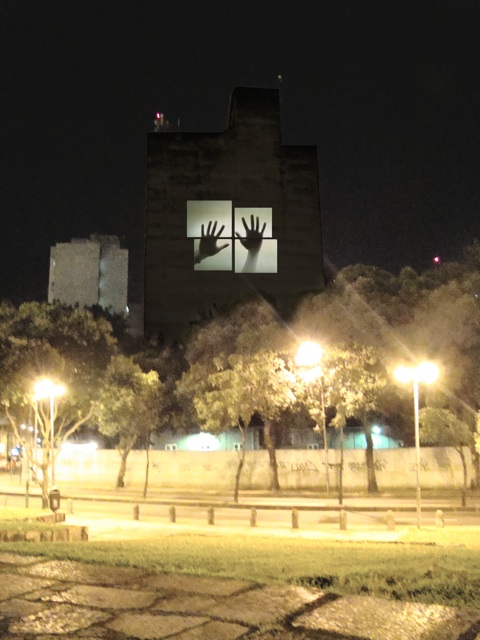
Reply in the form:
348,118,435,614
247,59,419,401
145,86,325,340
48,235,128,315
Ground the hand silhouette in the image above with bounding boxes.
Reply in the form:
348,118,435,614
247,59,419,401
235,215,266,253
235,215,266,273
194,220,229,264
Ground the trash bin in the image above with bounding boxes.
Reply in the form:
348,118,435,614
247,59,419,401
49,488,61,512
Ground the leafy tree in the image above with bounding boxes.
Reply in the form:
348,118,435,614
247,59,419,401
95,355,165,492
0,302,117,507
420,407,473,506
178,351,296,495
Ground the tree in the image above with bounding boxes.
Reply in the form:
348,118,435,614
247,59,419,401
178,351,296,496
303,344,387,500
95,355,165,492
420,407,473,507
0,302,118,507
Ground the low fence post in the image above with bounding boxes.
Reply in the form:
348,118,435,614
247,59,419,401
133,505,140,520
169,505,176,523
250,508,257,527
435,509,445,528
386,510,395,531
207,506,215,525
292,508,299,529
339,509,347,530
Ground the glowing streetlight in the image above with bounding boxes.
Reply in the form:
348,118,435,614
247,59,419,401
33,379,66,486
296,341,330,494
394,362,439,528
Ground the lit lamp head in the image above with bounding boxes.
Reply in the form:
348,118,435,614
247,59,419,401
394,362,439,385
295,341,323,368
33,379,66,400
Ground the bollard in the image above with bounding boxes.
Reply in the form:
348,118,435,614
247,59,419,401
339,509,347,530
291,508,299,529
435,509,445,528
250,507,257,527
207,506,215,525
67,498,73,515
133,504,140,520
169,505,176,523
386,510,395,531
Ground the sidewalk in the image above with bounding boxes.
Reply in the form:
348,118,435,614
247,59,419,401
0,552,479,639
1,472,479,511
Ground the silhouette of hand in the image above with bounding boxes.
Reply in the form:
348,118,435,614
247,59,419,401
235,215,266,254
194,220,229,264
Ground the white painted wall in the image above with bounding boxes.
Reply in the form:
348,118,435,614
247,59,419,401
54,446,472,492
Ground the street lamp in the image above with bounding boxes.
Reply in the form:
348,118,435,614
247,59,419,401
296,341,330,494
33,379,66,487
394,362,439,528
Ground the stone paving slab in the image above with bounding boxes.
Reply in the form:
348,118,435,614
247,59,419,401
154,593,219,612
18,559,148,585
8,603,111,634
42,584,159,609
171,619,250,639
205,584,321,626
133,572,253,596
0,575,55,601
294,594,480,639
106,612,209,638
0,597,49,617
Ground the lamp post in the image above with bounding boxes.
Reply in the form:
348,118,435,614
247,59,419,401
296,341,330,494
33,379,65,487
394,362,439,528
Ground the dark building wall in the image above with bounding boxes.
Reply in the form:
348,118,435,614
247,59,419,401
145,86,324,339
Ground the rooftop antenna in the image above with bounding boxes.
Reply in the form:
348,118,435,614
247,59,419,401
154,112,171,132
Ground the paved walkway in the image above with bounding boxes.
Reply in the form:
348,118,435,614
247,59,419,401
1,552,480,639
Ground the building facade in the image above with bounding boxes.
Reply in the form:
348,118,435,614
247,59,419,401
48,235,128,315
145,86,325,340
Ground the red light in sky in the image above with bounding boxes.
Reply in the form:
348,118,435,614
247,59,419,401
433,256,441,264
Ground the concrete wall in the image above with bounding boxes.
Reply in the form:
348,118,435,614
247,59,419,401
54,446,471,492
48,235,128,315
49,241,100,307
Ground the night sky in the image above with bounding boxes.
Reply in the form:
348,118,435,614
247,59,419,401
1,0,479,302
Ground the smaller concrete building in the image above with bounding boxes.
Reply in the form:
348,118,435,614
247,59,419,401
48,235,128,315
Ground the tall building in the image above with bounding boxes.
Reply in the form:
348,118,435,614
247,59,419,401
145,86,324,340
48,235,128,315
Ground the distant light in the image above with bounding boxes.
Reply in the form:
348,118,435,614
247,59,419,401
372,425,382,435
433,256,441,264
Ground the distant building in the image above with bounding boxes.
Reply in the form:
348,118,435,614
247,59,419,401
145,86,325,341
48,235,128,315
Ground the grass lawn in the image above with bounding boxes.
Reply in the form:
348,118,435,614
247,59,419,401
1,527,480,609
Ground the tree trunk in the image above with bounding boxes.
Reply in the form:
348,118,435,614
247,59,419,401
364,425,379,494
457,446,468,507
264,419,280,493
143,439,150,499
116,447,131,489
233,422,247,503
468,443,479,489
338,424,344,505
40,462,50,509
